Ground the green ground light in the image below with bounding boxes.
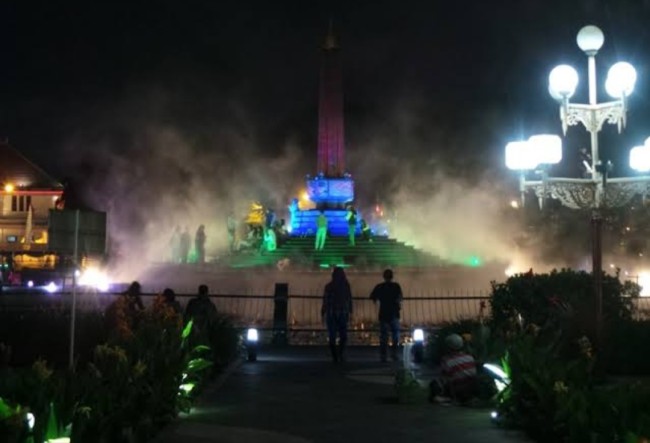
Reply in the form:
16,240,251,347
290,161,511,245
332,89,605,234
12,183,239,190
466,256,482,267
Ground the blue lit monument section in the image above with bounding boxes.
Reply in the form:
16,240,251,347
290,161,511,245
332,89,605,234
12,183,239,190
290,26,359,237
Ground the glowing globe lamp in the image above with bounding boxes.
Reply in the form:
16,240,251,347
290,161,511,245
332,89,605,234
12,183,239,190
528,134,562,165
630,145,650,172
549,65,579,99
505,141,536,171
605,62,636,99
576,25,604,54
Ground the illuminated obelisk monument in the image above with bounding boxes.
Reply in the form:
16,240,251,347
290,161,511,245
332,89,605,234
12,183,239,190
290,26,357,236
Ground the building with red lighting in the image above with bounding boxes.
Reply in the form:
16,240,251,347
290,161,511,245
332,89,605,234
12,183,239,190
0,141,64,254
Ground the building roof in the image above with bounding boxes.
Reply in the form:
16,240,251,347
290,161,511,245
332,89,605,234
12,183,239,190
0,142,63,190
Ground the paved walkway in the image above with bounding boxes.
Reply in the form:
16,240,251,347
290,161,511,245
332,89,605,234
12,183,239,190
156,346,529,443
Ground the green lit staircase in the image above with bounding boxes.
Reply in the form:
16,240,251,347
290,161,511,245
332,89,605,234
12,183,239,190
225,236,444,268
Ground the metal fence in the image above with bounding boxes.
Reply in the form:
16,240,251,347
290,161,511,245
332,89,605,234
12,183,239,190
2,291,650,326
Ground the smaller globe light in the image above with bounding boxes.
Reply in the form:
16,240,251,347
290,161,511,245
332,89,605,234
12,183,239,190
630,145,650,172
505,141,537,171
4,183,14,193
528,134,562,165
549,65,579,99
605,62,637,99
576,25,605,54
413,328,424,343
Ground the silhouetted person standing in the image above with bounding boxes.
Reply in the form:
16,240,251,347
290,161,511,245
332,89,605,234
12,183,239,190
315,210,328,250
160,288,182,315
179,227,191,263
321,267,353,363
185,284,217,339
370,269,403,362
195,225,206,264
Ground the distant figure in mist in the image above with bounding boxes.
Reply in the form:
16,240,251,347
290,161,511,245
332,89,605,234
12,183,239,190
321,267,353,363
346,205,357,246
265,208,276,232
227,212,238,253
170,226,181,262
179,227,191,263
185,284,217,338
288,198,299,228
315,210,328,250
360,219,372,242
195,225,206,264
370,269,403,362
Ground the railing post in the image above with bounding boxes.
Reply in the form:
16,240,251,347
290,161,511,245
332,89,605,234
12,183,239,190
272,283,289,345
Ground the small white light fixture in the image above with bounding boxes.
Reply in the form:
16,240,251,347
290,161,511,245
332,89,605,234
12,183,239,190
490,410,499,420
27,280,34,288
246,328,259,362
45,282,58,294
413,328,424,343
576,25,604,54
549,64,579,99
605,62,637,99
247,328,259,342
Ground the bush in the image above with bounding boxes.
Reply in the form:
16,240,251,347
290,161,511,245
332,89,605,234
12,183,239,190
490,269,638,347
0,297,240,443
496,326,650,442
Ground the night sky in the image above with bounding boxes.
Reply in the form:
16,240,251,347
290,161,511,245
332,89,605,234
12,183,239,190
4,0,650,194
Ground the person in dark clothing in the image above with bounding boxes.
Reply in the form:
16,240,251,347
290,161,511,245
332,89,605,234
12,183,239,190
125,280,145,312
105,280,144,337
370,269,403,362
195,225,206,264
161,287,182,314
185,284,217,338
360,219,372,242
321,267,353,363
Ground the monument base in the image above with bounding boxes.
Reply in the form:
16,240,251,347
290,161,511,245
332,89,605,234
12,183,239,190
290,209,359,236
289,176,357,236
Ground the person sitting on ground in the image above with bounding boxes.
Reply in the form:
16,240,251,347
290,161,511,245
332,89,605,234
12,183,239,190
430,333,477,404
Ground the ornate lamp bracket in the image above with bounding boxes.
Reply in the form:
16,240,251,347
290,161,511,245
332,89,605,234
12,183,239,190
561,101,626,135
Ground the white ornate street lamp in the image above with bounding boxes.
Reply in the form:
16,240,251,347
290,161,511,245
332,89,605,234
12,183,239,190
506,25,650,349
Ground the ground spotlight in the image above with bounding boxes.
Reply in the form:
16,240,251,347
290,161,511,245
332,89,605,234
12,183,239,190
412,328,424,363
246,328,259,362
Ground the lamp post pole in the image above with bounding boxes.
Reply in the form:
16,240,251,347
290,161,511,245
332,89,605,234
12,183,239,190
586,47,604,349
